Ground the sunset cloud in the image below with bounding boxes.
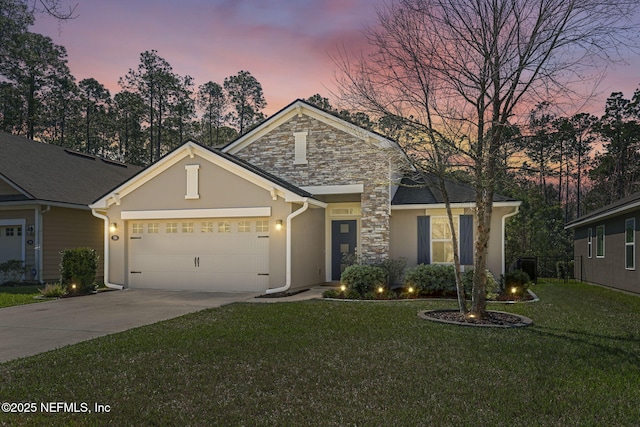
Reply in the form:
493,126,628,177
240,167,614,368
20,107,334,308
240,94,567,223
31,0,639,116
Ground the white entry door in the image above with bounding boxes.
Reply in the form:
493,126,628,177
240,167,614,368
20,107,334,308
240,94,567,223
128,218,269,292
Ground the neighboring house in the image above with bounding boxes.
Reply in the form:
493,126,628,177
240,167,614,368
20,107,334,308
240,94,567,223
0,132,142,283
91,99,521,293
565,192,639,294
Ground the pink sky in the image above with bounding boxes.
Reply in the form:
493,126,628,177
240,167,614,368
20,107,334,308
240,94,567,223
32,0,640,117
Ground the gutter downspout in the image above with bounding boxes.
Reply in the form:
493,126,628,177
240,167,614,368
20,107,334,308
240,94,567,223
265,201,309,294
36,205,51,284
501,206,520,275
91,209,124,290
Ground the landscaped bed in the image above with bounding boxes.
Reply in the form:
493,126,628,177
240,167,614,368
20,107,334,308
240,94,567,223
0,280,638,426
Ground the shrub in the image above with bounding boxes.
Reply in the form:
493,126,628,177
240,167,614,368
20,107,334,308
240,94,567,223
462,269,499,300
376,258,407,287
39,283,67,298
504,269,531,298
340,264,386,296
0,259,28,284
404,264,456,294
556,260,574,280
60,247,98,294
323,289,340,298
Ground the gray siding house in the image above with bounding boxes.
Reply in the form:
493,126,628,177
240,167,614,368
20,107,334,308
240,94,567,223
566,192,640,294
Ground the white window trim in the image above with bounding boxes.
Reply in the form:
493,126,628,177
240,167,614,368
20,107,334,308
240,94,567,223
587,228,592,259
625,218,635,270
293,131,308,165
596,225,605,258
185,164,200,200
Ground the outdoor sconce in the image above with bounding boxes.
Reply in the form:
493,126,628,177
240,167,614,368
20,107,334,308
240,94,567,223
275,220,283,230
109,223,117,233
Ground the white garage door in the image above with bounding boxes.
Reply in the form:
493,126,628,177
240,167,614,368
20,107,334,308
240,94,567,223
128,218,269,292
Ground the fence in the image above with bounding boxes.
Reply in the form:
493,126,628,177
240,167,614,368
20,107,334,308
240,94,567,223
511,256,583,283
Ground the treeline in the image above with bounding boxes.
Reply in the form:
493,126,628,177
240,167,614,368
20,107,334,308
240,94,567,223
0,2,266,165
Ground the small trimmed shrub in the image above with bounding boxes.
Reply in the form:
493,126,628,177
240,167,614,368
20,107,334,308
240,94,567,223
0,259,28,284
39,283,67,298
340,264,386,296
376,258,407,287
60,247,98,294
504,269,531,298
404,264,456,295
462,269,499,300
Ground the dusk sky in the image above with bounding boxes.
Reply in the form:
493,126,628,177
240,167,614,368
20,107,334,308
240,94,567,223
32,0,640,117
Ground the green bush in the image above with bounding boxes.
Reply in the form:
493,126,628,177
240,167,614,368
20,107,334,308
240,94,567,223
376,258,407,287
0,259,28,284
60,247,98,294
340,264,386,296
462,269,499,300
504,269,531,297
404,264,456,294
39,283,67,298
556,260,574,279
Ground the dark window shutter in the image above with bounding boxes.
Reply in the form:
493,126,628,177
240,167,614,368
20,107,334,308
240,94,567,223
418,216,430,264
460,215,473,265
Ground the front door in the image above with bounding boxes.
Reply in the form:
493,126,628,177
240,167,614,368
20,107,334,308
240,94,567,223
331,220,357,280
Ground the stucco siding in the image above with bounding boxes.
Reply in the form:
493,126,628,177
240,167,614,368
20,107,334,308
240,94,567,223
103,153,292,289
42,207,103,282
290,205,325,289
390,206,514,279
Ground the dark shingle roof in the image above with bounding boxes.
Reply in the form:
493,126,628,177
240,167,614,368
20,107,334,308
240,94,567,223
0,132,143,206
392,175,516,205
565,191,640,228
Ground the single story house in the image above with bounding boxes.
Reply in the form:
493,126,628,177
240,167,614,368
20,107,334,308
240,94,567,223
91,99,521,293
565,192,639,294
0,131,142,283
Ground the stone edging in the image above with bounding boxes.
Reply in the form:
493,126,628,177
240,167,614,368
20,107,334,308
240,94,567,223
418,309,534,328
323,289,539,304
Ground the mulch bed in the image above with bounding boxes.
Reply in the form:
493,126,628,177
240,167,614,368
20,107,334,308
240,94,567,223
254,289,309,299
418,309,533,328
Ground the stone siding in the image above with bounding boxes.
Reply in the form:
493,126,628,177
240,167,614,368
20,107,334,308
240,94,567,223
234,114,399,263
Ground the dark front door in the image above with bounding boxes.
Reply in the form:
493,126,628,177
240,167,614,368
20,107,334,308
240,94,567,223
331,220,357,280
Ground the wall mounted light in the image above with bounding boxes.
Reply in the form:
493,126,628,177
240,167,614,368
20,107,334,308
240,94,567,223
275,220,283,231
109,223,117,233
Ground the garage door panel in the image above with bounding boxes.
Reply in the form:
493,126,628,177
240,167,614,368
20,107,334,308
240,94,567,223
129,218,269,292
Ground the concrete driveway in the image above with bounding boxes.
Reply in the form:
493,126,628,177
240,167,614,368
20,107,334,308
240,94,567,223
0,289,256,363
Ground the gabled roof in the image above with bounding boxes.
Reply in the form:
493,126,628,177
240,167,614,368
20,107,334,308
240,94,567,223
0,132,142,207
565,191,640,229
392,175,519,207
90,140,322,210
222,99,404,155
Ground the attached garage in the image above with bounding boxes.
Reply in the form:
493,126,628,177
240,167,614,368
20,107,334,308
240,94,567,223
127,217,270,291
90,141,327,293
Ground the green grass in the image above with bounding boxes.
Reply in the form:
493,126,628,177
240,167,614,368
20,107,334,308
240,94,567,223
1,280,639,426
0,285,43,308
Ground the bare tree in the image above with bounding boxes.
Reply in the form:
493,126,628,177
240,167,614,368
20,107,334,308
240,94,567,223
336,0,637,318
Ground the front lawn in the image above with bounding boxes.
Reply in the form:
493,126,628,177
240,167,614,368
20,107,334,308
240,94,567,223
0,285,42,308
1,280,639,426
